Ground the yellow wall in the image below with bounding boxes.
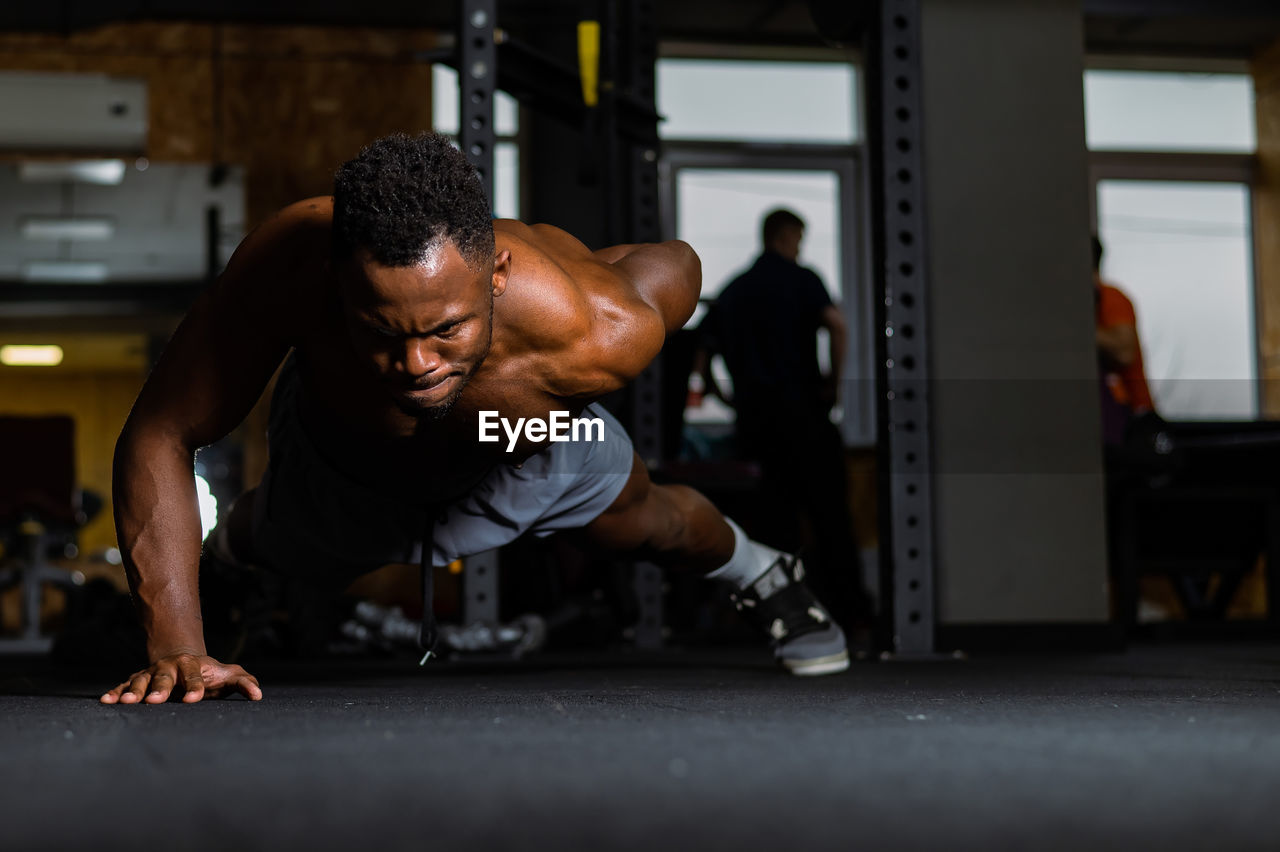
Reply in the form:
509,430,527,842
0,368,145,556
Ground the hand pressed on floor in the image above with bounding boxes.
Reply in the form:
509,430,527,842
100,653,262,704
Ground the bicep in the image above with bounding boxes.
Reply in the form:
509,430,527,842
129,286,289,452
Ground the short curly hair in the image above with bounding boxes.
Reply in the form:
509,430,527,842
332,132,494,270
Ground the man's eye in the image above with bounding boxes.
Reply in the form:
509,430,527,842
438,323,462,339
370,326,398,339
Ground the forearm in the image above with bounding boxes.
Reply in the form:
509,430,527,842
113,430,207,660
827,325,846,383
820,305,848,384
691,348,730,402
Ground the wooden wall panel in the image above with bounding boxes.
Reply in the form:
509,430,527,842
219,55,434,227
0,22,211,56
1254,38,1280,416
0,24,216,160
219,24,438,60
0,20,443,536
0,21,441,182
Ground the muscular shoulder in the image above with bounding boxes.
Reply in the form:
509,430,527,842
494,219,595,264
213,198,333,337
492,220,656,398
238,197,332,270
492,220,594,338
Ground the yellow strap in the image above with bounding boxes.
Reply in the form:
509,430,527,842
577,20,600,107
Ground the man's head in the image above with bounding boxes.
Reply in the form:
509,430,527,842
762,208,805,263
331,133,507,419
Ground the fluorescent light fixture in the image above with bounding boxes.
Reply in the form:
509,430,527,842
22,261,110,283
0,345,64,366
195,474,219,541
20,217,115,241
18,159,126,185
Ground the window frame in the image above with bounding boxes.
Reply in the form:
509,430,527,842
656,46,873,446
1086,56,1261,418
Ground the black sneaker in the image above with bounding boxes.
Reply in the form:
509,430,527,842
729,553,850,676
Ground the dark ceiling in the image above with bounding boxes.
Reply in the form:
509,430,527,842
0,1,1279,59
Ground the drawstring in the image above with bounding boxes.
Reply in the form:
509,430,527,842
419,509,438,665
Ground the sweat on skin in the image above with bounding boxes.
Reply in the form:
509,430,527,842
478,409,606,452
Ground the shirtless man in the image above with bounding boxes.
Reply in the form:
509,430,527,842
101,133,848,705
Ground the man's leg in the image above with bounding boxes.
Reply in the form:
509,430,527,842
579,453,849,675
204,487,352,658
213,487,259,564
577,455,735,574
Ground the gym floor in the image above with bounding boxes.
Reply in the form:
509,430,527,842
2,641,1278,852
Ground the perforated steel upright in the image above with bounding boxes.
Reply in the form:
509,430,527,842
622,0,665,650
459,0,497,208
459,0,500,625
868,0,937,656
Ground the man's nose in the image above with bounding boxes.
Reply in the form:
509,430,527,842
400,338,443,377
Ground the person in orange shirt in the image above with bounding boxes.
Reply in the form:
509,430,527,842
1093,236,1155,444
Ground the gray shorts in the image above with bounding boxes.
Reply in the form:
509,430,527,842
251,358,635,587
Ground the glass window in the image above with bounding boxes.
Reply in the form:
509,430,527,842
432,65,519,137
494,141,519,220
658,60,857,143
1096,180,1255,419
1084,70,1256,153
677,168,844,425
676,168,841,305
432,65,520,219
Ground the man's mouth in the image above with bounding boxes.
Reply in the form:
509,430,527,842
399,373,456,402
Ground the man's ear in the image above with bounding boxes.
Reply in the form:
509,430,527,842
491,249,511,297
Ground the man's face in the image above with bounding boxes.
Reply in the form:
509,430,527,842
772,225,803,263
338,240,506,419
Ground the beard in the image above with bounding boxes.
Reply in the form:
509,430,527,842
391,370,471,420
390,298,494,421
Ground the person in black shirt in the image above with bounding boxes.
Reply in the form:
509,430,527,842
695,208,871,634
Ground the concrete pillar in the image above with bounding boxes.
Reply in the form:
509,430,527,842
920,0,1109,625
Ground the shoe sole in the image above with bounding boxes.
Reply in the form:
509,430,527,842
781,650,850,676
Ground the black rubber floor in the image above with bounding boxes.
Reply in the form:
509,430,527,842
2,641,1279,852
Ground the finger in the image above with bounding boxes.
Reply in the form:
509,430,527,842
100,679,134,704
120,672,152,704
179,658,206,703
202,666,262,701
144,671,177,704
234,673,263,701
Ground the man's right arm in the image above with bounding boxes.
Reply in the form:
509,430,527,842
1095,285,1140,368
1096,324,1138,368
103,200,323,704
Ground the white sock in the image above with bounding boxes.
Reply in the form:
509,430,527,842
705,517,784,589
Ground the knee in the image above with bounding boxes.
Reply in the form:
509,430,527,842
642,484,689,550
